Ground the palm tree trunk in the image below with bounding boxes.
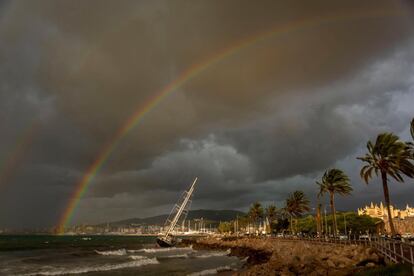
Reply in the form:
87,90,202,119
316,204,321,235
330,192,337,238
269,216,273,234
381,171,396,235
253,218,256,233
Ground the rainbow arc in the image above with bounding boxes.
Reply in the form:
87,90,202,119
57,10,405,233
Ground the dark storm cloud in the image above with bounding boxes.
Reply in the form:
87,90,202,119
79,38,414,224
0,0,413,227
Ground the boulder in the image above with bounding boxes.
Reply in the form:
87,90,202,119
326,259,336,268
316,268,327,275
303,255,315,263
333,256,352,266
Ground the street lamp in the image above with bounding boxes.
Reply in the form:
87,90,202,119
324,207,328,237
343,213,347,236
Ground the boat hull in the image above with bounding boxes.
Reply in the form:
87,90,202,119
156,237,176,248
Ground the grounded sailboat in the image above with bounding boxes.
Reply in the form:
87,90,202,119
156,177,198,248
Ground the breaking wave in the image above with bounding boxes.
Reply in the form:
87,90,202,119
137,246,194,253
195,249,231,258
24,258,159,275
129,255,146,260
126,249,142,253
157,254,189,259
95,249,127,256
187,265,233,276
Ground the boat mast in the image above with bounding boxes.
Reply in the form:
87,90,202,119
164,177,198,237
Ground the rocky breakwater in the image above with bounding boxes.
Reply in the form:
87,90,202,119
182,237,385,275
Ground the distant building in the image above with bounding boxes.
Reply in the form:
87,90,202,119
358,202,414,220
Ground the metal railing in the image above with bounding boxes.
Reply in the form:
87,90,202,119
273,235,414,271
370,237,414,266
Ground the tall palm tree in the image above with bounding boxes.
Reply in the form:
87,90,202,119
316,192,324,236
358,132,414,235
411,118,414,140
317,169,352,237
316,202,322,236
265,204,277,233
410,118,414,156
248,202,263,232
285,191,310,234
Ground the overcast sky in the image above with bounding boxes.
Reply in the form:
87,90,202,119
1,0,414,229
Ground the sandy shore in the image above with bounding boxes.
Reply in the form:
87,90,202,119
182,237,385,275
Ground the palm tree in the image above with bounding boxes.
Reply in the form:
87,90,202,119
316,202,322,236
285,191,310,234
358,132,414,235
411,118,414,140
248,202,263,233
317,169,352,238
409,118,414,156
316,192,325,236
265,204,277,233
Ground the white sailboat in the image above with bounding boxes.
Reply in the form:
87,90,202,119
156,177,198,247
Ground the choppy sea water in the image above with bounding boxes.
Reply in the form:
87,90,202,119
0,235,243,275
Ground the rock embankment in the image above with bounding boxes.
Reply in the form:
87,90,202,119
183,237,384,275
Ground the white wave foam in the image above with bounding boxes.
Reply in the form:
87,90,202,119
157,254,189,259
24,258,159,275
95,249,127,256
187,266,233,276
137,246,194,253
195,249,231,258
129,255,146,260
127,249,141,253
241,256,249,262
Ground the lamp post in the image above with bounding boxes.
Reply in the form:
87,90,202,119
324,207,328,237
320,206,324,237
343,213,347,236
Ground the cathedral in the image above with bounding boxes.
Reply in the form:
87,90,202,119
357,202,414,220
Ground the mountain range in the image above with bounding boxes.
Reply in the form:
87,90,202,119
100,209,245,227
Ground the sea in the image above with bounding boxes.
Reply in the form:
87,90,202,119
0,235,243,276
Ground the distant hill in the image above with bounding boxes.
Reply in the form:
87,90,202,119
101,209,245,227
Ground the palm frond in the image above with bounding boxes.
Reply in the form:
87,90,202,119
285,190,310,218
410,118,414,141
357,132,414,184
317,168,352,197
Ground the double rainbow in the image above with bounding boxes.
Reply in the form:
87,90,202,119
56,10,404,233
0,121,39,189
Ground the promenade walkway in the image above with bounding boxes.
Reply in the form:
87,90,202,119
278,236,414,273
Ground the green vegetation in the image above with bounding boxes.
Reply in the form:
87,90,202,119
358,132,414,235
273,218,289,233
227,211,380,235
248,202,264,230
285,191,310,234
317,169,352,237
265,204,277,233
295,215,316,234
293,212,381,235
217,221,233,233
